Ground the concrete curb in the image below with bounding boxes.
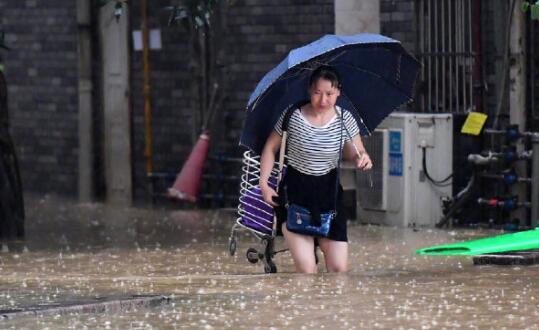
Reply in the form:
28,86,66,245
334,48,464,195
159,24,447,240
0,295,170,320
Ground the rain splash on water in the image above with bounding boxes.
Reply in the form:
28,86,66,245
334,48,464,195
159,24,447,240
1,195,539,329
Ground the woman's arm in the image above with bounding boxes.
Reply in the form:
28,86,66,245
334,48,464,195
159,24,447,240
259,130,282,205
344,134,372,170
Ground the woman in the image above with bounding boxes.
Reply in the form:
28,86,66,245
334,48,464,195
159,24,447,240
259,65,372,274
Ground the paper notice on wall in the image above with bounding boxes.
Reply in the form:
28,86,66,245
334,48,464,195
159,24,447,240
132,29,162,51
461,112,488,135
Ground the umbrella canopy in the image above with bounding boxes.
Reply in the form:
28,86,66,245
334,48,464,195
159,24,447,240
240,33,421,154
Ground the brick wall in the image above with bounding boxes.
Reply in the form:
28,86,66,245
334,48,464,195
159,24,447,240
129,0,335,201
380,0,415,53
1,0,79,196
5,1,439,203
223,0,335,152
0,0,418,202
129,0,193,200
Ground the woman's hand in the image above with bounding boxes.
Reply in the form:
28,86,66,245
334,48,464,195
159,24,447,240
259,131,283,207
355,152,373,171
260,182,279,206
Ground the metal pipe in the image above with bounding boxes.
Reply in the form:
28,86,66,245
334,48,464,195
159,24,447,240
455,0,462,113
477,198,531,209
532,134,539,226
441,0,446,112
528,16,539,119
427,0,432,111
479,173,532,184
462,0,466,112
141,0,153,175
467,153,499,165
467,0,473,111
472,0,483,113
434,0,439,112
532,18,537,120
461,0,466,112
448,0,453,112
483,128,510,135
418,0,425,111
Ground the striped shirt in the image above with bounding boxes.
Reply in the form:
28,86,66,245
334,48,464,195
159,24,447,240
274,106,360,176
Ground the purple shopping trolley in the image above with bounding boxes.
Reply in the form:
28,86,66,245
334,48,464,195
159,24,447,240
229,150,286,273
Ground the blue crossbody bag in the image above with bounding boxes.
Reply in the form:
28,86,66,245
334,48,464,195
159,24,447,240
286,203,336,237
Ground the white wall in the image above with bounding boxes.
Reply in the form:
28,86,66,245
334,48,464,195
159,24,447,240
335,0,380,35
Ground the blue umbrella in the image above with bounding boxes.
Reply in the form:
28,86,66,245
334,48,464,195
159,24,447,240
239,33,421,154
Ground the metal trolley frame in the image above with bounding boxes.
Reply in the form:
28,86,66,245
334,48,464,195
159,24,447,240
228,150,288,273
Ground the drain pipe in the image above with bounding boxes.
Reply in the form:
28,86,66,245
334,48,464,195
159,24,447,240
140,0,154,197
141,0,152,175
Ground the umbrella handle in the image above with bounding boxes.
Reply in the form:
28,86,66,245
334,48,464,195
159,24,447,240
339,114,373,187
338,110,362,159
350,140,362,159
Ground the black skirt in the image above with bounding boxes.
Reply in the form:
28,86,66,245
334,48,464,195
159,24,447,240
275,165,348,242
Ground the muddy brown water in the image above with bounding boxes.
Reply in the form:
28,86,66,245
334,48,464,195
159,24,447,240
1,195,539,329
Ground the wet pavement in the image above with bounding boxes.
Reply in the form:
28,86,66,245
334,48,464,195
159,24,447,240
1,194,539,329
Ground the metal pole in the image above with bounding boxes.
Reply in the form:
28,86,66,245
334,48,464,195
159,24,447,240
509,0,527,226
472,0,483,113
455,0,461,112
532,134,539,226
467,0,473,111
141,0,153,176
427,0,432,111
462,0,468,112
441,0,446,112
434,0,439,112
420,0,426,111
532,16,537,120
77,0,94,202
448,0,453,112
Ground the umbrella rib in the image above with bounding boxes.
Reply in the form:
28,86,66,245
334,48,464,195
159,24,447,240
336,63,415,97
251,57,413,110
339,92,371,135
250,69,310,110
250,50,358,109
252,57,349,108
252,63,413,111
293,50,348,70
249,44,415,109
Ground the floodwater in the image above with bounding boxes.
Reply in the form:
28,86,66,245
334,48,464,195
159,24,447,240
1,195,539,329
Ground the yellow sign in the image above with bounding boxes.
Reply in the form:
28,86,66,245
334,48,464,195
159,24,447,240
461,112,488,135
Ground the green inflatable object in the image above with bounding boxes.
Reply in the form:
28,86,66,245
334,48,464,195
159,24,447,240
416,228,539,255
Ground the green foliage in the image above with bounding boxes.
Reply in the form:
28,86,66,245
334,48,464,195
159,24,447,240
96,0,128,22
166,0,220,29
165,0,231,136
0,31,9,50
522,1,539,20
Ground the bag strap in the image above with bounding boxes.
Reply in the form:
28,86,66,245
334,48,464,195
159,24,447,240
280,105,296,133
277,105,297,182
279,105,345,215
333,108,344,214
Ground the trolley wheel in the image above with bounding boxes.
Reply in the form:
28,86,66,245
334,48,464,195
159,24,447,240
264,261,277,274
228,236,237,256
246,247,259,264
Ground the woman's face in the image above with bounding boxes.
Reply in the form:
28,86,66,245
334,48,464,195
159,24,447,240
309,78,340,112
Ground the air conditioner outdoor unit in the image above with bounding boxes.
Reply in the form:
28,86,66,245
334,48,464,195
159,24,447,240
356,113,453,227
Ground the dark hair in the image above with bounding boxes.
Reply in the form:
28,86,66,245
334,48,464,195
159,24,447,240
309,65,342,89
